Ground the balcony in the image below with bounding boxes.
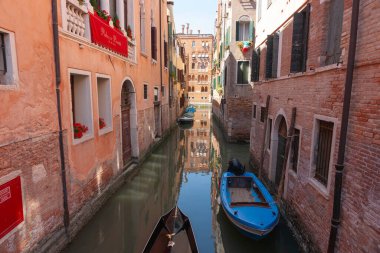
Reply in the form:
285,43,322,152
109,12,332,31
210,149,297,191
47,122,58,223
63,0,136,63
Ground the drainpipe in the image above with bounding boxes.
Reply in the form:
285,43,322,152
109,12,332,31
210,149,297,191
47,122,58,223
52,0,70,234
327,0,360,252
159,0,163,136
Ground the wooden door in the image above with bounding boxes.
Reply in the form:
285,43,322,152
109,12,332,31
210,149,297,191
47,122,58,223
121,84,132,165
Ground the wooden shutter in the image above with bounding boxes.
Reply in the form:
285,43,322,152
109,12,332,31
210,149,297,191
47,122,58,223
272,33,279,78
164,41,168,67
251,50,260,82
326,0,343,65
315,121,333,186
248,21,254,41
236,21,240,41
265,35,274,78
151,27,157,60
290,5,310,73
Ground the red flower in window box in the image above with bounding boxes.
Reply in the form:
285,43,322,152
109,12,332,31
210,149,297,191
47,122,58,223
99,118,106,129
73,123,89,139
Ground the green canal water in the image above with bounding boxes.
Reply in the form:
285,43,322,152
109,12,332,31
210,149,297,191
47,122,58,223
64,107,301,253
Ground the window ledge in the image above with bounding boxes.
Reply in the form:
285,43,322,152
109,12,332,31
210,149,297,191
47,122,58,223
164,67,168,71
152,59,157,65
73,133,94,146
140,52,148,58
288,169,298,179
99,126,113,136
0,83,19,90
308,177,330,200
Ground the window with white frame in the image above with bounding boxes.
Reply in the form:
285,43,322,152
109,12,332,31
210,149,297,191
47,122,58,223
311,118,335,187
97,76,112,133
237,61,249,84
0,30,18,85
70,72,93,141
236,16,252,41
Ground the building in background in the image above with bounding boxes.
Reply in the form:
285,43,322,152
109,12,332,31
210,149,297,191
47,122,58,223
212,0,256,142
167,1,188,122
0,0,180,252
177,27,213,105
250,0,380,252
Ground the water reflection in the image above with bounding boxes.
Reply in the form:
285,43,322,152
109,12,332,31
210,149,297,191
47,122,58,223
64,106,300,253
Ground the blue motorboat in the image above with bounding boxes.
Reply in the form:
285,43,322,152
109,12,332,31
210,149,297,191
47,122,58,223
185,105,196,113
220,170,279,239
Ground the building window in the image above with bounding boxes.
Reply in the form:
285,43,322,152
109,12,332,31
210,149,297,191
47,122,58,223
265,33,279,79
151,26,157,60
124,0,134,34
144,84,148,99
154,87,159,101
161,86,165,97
266,118,272,149
192,62,195,69
260,106,266,123
0,30,18,85
237,61,249,84
313,120,334,186
109,0,117,19
70,71,93,142
253,104,257,118
192,41,195,47
325,0,344,65
291,128,300,172
97,75,112,134
290,5,310,73
236,17,253,41
164,41,168,67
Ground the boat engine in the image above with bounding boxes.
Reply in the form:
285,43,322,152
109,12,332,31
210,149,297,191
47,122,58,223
227,158,245,176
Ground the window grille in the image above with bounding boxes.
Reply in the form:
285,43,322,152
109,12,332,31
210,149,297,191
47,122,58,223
315,121,333,186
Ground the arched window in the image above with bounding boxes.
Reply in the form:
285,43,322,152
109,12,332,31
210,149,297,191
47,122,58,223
236,15,252,41
192,86,195,92
205,86,208,92
201,87,204,92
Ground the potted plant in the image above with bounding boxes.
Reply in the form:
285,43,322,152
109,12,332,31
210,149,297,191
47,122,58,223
73,123,89,139
113,15,121,30
126,25,132,39
78,0,85,5
99,118,106,129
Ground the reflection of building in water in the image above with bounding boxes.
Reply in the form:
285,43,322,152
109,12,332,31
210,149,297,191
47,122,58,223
183,107,211,172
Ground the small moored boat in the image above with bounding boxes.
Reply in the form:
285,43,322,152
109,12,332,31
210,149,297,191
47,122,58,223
177,112,194,124
220,160,279,239
143,206,198,253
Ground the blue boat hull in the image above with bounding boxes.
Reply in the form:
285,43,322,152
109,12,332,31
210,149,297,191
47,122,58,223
220,172,280,239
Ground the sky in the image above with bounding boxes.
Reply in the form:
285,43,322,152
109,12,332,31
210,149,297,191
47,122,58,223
173,0,217,35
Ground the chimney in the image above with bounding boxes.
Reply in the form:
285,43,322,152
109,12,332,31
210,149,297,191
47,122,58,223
186,23,189,34
182,25,185,34
198,30,200,35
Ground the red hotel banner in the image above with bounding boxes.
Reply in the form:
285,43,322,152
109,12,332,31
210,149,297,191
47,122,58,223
0,176,24,240
89,13,128,57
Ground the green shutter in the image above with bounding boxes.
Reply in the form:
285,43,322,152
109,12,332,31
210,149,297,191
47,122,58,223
249,21,254,41
236,21,240,41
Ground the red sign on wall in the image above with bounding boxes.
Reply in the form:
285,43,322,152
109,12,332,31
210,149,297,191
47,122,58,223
89,13,128,57
0,176,24,240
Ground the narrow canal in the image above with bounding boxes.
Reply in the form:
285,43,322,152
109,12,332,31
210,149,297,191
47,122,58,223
64,106,301,253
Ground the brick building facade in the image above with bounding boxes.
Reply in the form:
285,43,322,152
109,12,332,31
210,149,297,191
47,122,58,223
250,0,380,252
212,0,256,142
